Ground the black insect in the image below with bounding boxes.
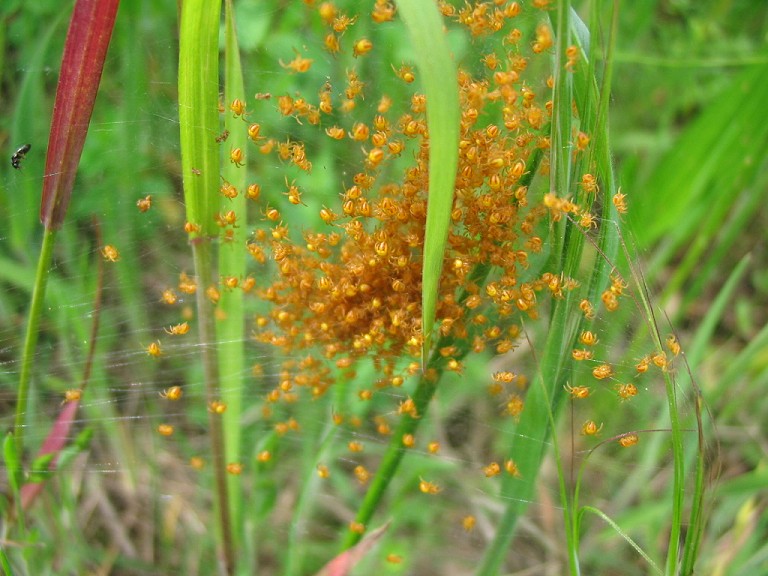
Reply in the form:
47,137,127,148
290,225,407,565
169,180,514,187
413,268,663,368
11,144,31,170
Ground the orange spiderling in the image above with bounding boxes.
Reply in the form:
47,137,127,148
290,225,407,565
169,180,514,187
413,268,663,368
136,195,152,213
62,389,82,404
666,334,681,356
352,38,373,57
280,53,313,73
146,341,162,358
616,383,638,401
229,147,244,167
418,477,441,494
229,98,247,118
348,440,364,452
349,521,366,534
579,331,599,346
613,189,628,214
354,465,370,484
505,459,521,477
571,348,593,361
164,322,189,336
208,400,227,414
592,364,613,380
101,244,120,262
618,434,639,448
581,420,603,436
160,386,183,400
565,383,590,399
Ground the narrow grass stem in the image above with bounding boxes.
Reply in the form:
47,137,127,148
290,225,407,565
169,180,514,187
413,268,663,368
14,227,57,455
340,370,439,550
192,240,234,575
220,0,247,542
628,260,686,574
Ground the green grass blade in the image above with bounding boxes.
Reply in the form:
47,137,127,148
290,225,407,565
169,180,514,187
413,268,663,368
219,0,247,546
13,228,56,455
477,3,583,573
178,0,233,572
179,0,222,239
477,3,628,573
580,506,663,574
632,61,768,250
0,544,13,576
394,0,460,364
678,255,749,573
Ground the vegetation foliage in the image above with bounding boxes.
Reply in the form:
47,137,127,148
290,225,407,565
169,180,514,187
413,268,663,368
1,0,767,574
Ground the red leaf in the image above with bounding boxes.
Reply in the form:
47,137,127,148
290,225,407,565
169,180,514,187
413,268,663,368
40,0,120,229
20,400,80,510
314,522,391,576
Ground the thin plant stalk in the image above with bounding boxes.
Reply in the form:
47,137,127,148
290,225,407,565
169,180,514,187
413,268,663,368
630,266,686,575
178,0,233,572
193,242,235,574
13,229,56,453
476,2,628,572
219,0,247,543
20,218,105,511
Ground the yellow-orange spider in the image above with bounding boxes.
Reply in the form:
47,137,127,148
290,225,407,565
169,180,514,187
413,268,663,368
159,386,183,400
101,244,120,262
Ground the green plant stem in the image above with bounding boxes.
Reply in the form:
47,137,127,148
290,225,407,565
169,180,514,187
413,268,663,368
626,258,686,574
579,506,663,574
476,294,579,576
476,3,628,572
14,227,57,455
219,0,247,543
341,367,439,550
0,544,13,576
177,0,230,569
192,240,234,574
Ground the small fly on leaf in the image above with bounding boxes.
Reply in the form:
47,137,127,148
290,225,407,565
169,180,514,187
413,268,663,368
11,144,31,169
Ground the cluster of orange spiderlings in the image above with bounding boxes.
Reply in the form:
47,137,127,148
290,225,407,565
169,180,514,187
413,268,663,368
141,4,668,535
239,1,582,411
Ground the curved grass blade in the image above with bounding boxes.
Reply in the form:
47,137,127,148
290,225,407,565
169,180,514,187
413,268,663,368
395,0,460,365
580,506,663,574
677,255,749,573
